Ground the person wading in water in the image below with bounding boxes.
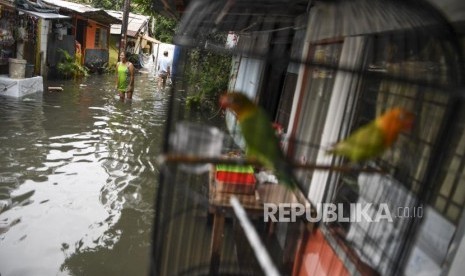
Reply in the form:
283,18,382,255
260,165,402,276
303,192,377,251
116,52,135,101
157,51,171,90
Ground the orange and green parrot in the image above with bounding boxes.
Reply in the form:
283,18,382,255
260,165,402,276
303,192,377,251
220,92,298,190
328,107,415,163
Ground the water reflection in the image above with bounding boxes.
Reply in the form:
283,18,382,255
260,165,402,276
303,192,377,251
0,72,166,275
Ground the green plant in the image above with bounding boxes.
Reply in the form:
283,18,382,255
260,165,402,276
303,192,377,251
185,46,232,112
107,62,117,73
86,57,109,74
126,53,141,69
151,14,177,43
56,49,88,79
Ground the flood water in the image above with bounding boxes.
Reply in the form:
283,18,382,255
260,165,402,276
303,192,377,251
0,71,169,275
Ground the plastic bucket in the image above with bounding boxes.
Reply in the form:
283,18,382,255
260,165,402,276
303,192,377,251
8,58,27,79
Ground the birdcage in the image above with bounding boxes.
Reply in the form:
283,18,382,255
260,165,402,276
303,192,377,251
150,0,464,275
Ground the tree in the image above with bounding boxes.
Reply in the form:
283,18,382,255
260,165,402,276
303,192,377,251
129,0,177,42
92,0,121,9
68,0,121,10
184,34,232,111
151,14,176,43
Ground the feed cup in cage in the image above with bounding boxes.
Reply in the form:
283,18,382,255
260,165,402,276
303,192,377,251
170,122,224,173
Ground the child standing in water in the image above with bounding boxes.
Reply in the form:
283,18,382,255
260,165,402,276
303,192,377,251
116,52,135,101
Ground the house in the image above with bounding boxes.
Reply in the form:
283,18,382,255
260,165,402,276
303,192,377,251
0,0,74,97
0,0,17,75
107,10,160,69
40,0,120,73
107,11,159,55
149,0,465,276
1,0,71,77
1,0,120,78
0,0,121,81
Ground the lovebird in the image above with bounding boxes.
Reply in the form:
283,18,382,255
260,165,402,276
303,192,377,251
328,107,415,163
220,92,298,190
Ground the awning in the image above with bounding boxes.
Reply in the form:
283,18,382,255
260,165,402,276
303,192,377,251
142,35,161,44
18,9,71,19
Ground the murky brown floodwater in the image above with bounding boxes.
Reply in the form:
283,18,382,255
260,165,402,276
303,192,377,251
0,71,169,275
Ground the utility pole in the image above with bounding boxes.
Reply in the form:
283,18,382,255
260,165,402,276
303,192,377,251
119,0,131,57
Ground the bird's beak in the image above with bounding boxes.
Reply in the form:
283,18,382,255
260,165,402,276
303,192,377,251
219,94,230,109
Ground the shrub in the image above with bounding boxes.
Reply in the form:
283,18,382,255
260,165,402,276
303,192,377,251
56,49,88,79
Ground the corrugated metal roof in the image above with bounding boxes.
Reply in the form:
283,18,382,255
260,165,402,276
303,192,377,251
107,11,150,36
18,8,71,19
107,11,159,44
43,0,99,13
0,0,15,8
42,0,121,25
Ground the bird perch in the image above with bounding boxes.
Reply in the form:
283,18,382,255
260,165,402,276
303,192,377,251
159,154,387,174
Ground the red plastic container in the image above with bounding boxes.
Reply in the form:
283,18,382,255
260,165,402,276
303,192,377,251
214,165,256,194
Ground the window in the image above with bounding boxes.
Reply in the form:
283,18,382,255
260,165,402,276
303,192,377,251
288,41,344,195
432,106,465,223
94,27,107,48
325,31,463,275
